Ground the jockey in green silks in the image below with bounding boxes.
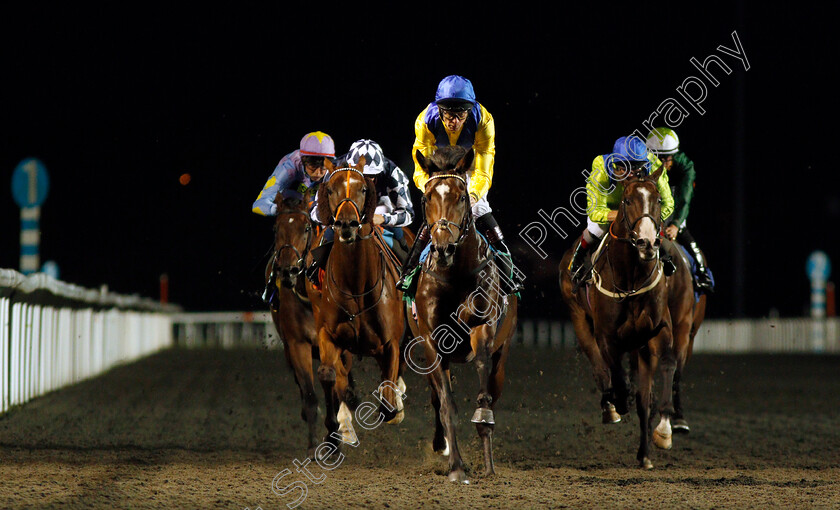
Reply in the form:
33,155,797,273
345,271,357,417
568,135,676,290
645,127,714,293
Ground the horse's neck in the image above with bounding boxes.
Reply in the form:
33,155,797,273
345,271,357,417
329,232,380,285
606,228,657,287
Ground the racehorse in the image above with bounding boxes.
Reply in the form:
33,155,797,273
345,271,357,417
669,245,709,432
559,167,679,469
310,156,409,453
267,194,358,459
405,146,518,483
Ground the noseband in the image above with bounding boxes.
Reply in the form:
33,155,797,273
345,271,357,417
423,173,473,247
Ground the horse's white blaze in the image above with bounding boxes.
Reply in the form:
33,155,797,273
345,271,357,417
288,217,295,223
653,415,673,450
435,182,450,199
636,188,658,242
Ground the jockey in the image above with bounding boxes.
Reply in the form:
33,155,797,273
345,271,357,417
645,127,714,293
305,139,414,282
568,135,676,289
397,74,525,295
252,131,335,304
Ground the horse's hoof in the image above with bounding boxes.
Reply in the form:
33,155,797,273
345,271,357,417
640,458,654,470
602,404,621,424
653,429,673,450
447,469,469,484
672,418,690,434
471,408,495,425
386,409,404,425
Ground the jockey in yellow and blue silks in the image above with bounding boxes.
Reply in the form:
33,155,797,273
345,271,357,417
568,135,676,289
253,131,335,305
398,75,524,295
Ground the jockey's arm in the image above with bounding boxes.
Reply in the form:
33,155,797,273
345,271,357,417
467,105,496,201
654,161,675,221
379,161,414,227
252,154,297,216
669,152,696,227
585,156,615,225
411,107,436,191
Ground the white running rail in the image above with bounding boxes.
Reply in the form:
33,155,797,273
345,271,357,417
171,312,840,354
1,268,179,415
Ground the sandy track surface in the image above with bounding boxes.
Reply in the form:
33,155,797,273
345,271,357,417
1,347,839,509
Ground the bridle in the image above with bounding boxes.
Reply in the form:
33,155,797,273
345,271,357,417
422,173,473,248
273,208,314,282
609,178,663,246
328,167,374,240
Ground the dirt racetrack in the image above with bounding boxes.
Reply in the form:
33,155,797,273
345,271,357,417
1,345,839,509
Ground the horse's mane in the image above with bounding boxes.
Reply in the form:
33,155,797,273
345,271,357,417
426,146,470,177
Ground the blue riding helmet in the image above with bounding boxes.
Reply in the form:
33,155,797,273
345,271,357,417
434,75,476,111
605,135,651,180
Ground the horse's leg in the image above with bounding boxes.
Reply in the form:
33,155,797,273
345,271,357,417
284,337,320,459
634,346,657,469
477,336,512,477
316,329,346,452
575,310,618,423
470,326,497,476
652,328,676,451
373,338,406,425
429,374,448,455
672,318,692,433
429,358,466,483
607,347,632,417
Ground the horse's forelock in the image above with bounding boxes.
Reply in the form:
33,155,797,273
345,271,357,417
428,146,468,176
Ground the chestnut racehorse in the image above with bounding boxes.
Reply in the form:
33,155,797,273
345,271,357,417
405,146,518,483
559,167,679,469
310,156,409,453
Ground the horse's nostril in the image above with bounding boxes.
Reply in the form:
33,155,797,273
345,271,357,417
635,239,646,249
288,266,301,276
445,244,456,256
653,238,661,248
349,221,360,229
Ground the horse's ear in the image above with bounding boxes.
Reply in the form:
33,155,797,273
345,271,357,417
456,148,475,175
315,186,332,225
355,156,366,172
363,176,378,223
324,157,335,171
649,165,664,182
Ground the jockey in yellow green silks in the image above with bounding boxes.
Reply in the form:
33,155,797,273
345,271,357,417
568,135,676,289
397,75,524,295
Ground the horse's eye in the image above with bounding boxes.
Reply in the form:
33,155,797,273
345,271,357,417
623,199,631,205
460,194,467,202
361,187,367,194
658,198,662,203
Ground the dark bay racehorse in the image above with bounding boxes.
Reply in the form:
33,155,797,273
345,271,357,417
310,156,409,452
268,194,357,459
406,146,518,483
559,168,678,469
267,195,320,459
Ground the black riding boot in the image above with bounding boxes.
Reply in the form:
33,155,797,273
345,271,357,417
396,224,430,292
569,239,593,291
476,213,525,295
305,241,333,285
262,254,280,311
687,241,714,293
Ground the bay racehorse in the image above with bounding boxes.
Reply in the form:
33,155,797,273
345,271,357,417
309,156,409,453
559,167,678,469
267,194,356,459
405,146,518,483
